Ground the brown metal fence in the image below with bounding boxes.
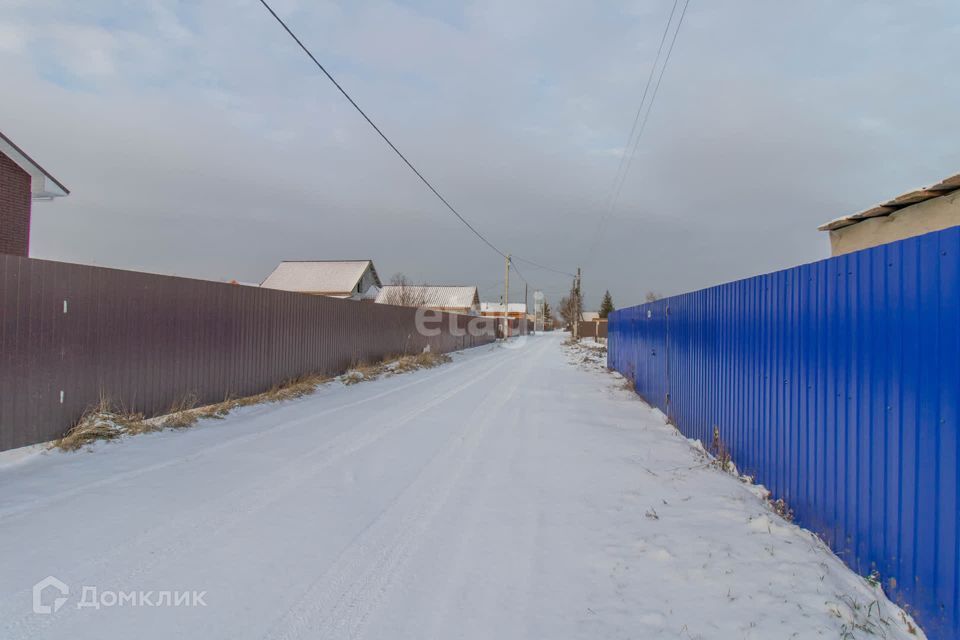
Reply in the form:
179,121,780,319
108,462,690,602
577,319,608,340
0,255,496,451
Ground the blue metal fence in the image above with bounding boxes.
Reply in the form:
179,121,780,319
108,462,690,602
608,226,960,639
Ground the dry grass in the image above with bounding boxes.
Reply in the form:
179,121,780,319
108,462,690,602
213,372,330,410
391,356,422,374
404,350,451,369
899,610,918,635
54,349,454,451
707,424,796,523
56,395,146,451
829,594,893,639
347,350,451,382
56,414,132,450
343,362,382,385
194,402,230,420
55,373,329,451
161,395,200,429
260,373,329,402
770,497,795,522
709,425,733,472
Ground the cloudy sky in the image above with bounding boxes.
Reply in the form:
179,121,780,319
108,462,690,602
1,1,957,308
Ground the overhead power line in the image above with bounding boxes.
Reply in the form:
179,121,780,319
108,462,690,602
256,0,507,259
511,255,576,278
257,0,576,289
510,261,528,286
585,0,691,265
614,0,691,205
603,0,679,214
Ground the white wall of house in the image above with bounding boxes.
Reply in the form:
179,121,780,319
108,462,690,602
829,191,960,256
355,267,380,295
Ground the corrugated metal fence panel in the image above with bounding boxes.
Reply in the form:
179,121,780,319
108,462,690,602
608,227,960,639
0,256,496,453
576,320,608,339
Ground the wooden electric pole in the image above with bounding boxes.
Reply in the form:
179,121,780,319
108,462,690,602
574,266,582,339
524,282,528,335
503,254,511,339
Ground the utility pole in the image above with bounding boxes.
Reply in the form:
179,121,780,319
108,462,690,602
524,282,528,335
574,266,582,340
533,290,545,333
503,254,511,339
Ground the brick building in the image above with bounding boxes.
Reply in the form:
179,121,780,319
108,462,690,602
0,131,69,256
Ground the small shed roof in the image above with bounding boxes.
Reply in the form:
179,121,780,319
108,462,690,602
260,260,380,295
376,285,479,309
0,130,69,199
819,172,960,231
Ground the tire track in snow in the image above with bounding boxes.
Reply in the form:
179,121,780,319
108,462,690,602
0,347,518,640
0,347,504,522
420,384,540,638
262,339,546,640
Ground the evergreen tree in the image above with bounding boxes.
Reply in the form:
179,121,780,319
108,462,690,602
599,290,615,318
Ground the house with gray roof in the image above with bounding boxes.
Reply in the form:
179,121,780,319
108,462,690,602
375,285,480,315
819,172,960,256
260,260,381,299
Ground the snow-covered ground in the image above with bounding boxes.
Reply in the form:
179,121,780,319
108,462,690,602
0,333,922,639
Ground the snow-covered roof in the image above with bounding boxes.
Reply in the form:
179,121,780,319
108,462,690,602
260,260,380,295
0,130,69,199
480,302,527,314
819,172,960,231
375,285,479,309
580,311,601,322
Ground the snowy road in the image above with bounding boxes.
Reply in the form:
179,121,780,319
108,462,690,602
0,333,920,639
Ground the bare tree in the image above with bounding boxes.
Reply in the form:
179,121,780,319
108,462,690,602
558,279,583,331
558,295,574,330
384,273,419,307
644,291,662,303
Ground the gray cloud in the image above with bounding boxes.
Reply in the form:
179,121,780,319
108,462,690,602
2,0,958,309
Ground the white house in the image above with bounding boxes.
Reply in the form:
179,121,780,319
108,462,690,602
375,285,480,314
260,260,381,299
819,172,960,256
479,302,527,319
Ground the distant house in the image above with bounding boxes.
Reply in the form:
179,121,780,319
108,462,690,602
819,172,960,256
481,302,530,338
375,285,480,315
260,260,381,299
0,131,69,257
578,311,607,340
479,302,527,319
